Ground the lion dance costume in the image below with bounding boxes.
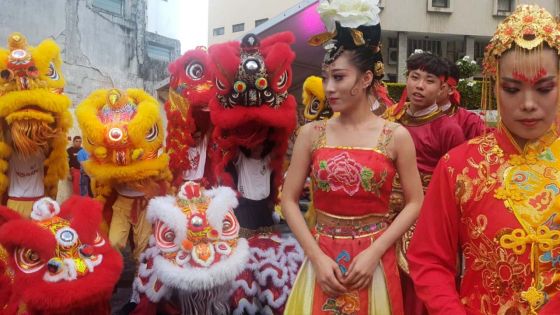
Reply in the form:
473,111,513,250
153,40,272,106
302,75,332,124
76,88,171,260
130,181,249,314
165,47,217,188
0,33,71,217
0,196,123,314
208,32,303,315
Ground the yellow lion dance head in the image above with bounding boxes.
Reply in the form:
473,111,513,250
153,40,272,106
76,88,170,199
0,33,72,197
301,75,332,124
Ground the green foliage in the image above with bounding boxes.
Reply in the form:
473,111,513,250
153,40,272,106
385,82,406,103
456,55,480,79
457,79,483,110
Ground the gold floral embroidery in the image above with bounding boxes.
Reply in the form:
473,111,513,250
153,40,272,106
462,216,528,306
509,153,538,166
322,291,360,315
470,133,505,165
455,167,474,206
465,159,501,201
494,186,524,202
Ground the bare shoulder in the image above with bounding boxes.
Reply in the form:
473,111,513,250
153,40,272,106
387,122,412,142
383,122,413,160
297,120,325,140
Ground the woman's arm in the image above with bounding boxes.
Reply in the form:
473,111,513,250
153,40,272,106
343,124,424,289
281,122,346,296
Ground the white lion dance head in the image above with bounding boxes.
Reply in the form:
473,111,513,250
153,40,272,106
132,181,249,314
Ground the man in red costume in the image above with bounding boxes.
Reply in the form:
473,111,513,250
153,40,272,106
438,58,488,140
386,52,465,315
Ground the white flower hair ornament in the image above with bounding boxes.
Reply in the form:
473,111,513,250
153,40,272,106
309,0,381,48
317,0,380,32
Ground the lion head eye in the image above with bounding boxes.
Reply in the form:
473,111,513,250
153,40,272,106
146,124,159,141
15,248,44,273
155,222,176,249
276,71,288,90
47,62,60,80
186,61,204,80
220,211,239,239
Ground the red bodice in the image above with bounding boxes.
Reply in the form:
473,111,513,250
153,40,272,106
310,121,397,217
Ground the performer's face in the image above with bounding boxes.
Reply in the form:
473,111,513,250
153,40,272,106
321,51,371,113
406,69,444,110
498,48,558,147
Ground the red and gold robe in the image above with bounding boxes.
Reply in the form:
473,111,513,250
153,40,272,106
444,105,490,140
387,103,466,315
408,127,560,314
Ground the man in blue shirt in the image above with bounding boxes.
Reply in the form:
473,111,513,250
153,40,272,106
77,148,92,197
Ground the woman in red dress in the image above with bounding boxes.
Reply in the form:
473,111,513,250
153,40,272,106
282,1,424,313
408,5,560,314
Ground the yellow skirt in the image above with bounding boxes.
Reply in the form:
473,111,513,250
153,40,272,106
284,258,395,314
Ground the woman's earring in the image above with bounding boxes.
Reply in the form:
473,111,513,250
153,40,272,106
350,87,359,96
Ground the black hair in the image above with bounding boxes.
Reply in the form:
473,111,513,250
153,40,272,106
347,46,384,82
72,135,82,141
443,58,460,81
325,22,384,88
406,53,448,79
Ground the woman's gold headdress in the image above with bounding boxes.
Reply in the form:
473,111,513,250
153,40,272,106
483,5,560,77
481,5,560,115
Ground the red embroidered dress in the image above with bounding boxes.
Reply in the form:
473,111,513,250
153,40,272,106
285,120,404,315
408,127,560,314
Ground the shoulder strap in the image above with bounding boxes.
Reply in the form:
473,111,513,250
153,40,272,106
375,121,399,155
311,120,328,152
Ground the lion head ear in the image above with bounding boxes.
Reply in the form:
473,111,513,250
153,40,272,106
0,206,22,228
31,38,65,88
62,196,103,245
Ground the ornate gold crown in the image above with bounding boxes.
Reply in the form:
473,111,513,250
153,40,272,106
483,5,560,76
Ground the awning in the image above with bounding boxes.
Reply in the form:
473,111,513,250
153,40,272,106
252,0,325,101
157,0,325,103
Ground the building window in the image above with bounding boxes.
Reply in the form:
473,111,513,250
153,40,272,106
255,18,268,27
408,39,442,56
474,41,486,64
427,0,453,13
213,27,224,36
93,0,124,15
388,38,398,48
497,0,513,14
232,23,245,33
146,42,172,62
431,0,449,8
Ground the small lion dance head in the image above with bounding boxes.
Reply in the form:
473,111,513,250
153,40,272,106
0,33,71,197
132,181,249,314
0,197,123,314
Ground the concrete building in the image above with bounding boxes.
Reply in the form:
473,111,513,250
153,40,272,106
208,0,560,83
208,0,301,44
0,0,181,106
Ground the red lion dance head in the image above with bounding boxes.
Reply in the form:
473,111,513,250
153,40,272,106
0,197,123,315
208,32,297,194
165,47,216,186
